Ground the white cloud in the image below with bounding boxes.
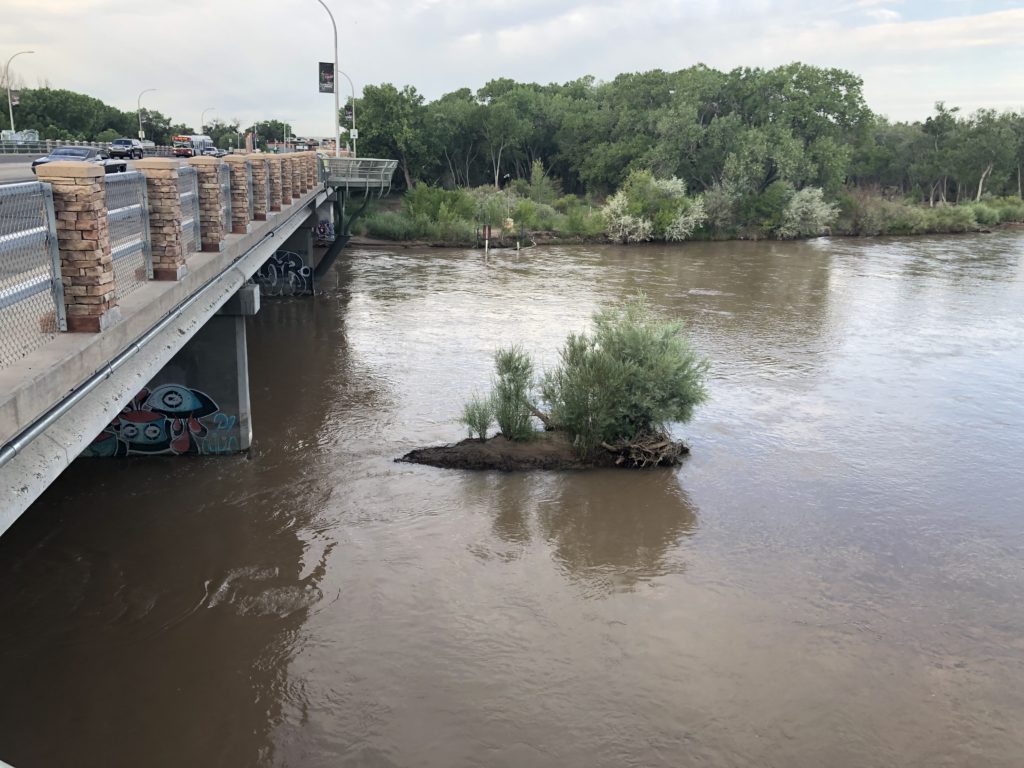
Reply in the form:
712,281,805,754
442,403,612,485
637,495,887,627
1,0,1022,133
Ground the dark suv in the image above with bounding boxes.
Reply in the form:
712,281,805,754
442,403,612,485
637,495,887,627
109,138,144,159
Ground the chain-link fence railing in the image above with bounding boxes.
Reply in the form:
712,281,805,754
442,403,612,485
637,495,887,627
179,165,201,255
218,163,232,233
0,181,66,369
263,158,271,214
245,161,254,222
105,171,153,300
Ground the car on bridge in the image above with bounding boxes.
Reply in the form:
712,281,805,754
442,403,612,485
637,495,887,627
31,146,129,175
108,138,145,159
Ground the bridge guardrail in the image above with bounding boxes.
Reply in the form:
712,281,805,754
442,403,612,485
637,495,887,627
319,157,398,194
105,171,153,298
0,180,67,369
179,166,201,255
0,141,175,158
245,161,254,222
218,164,232,234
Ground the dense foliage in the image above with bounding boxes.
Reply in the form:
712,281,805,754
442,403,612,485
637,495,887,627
540,296,709,456
3,89,296,149
356,64,1024,206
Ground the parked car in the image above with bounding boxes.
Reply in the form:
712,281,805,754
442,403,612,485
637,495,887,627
31,146,129,174
108,138,145,159
213,148,228,158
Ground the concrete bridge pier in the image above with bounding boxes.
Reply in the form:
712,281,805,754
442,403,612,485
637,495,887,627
83,285,259,458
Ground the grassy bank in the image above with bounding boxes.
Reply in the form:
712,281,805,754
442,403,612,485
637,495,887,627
353,174,1024,247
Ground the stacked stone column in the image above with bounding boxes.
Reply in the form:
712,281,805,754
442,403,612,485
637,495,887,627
224,156,252,234
305,152,316,190
134,158,188,281
290,154,303,197
36,162,121,332
187,156,227,251
267,156,283,212
251,158,269,221
280,156,294,204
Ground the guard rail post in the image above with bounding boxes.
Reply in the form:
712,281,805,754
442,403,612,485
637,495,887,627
35,162,121,332
134,158,187,280
186,156,227,251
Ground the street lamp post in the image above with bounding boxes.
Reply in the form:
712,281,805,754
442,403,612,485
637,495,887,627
314,0,341,158
337,69,356,157
200,107,216,135
4,50,34,134
137,88,156,140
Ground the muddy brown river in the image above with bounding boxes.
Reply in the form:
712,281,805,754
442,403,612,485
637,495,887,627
1,234,1023,767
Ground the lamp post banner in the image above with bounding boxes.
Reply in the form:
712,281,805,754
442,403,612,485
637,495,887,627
318,62,335,94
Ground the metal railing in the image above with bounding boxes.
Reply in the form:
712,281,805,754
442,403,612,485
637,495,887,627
245,161,254,221
105,172,153,299
218,163,232,231
179,166,201,254
0,140,175,157
319,157,398,194
263,159,271,214
0,181,66,369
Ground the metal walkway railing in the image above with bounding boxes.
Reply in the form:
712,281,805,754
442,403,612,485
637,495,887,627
319,157,398,194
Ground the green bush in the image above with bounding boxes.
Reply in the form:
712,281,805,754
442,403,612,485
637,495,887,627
923,205,979,233
540,295,709,456
404,184,476,222
364,211,415,240
459,393,494,441
492,346,535,441
966,202,1001,227
739,181,794,236
561,205,605,237
776,187,838,239
988,196,1024,223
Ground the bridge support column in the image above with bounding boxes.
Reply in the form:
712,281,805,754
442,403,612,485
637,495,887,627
268,156,283,212
252,158,269,221
187,156,227,252
36,162,121,333
255,212,316,296
83,285,259,458
135,158,188,281
224,156,252,235
280,156,294,204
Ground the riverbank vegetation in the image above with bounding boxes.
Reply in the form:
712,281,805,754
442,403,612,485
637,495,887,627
353,64,1024,242
408,296,709,470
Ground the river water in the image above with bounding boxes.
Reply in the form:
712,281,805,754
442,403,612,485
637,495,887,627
1,233,1022,767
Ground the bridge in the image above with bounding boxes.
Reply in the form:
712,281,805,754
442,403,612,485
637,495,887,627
0,152,397,536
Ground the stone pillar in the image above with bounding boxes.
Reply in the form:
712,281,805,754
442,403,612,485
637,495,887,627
134,158,187,281
305,152,316,190
224,155,251,235
251,158,269,221
187,156,226,252
36,162,121,333
267,156,283,212
280,156,294,204
290,154,303,198
81,285,260,458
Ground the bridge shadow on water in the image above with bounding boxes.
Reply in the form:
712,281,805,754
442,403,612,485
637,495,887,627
0,287,367,767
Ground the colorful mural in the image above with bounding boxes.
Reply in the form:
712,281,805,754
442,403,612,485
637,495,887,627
256,250,313,296
83,384,238,457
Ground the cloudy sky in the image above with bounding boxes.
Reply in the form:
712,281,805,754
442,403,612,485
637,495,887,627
3,0,1023,136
